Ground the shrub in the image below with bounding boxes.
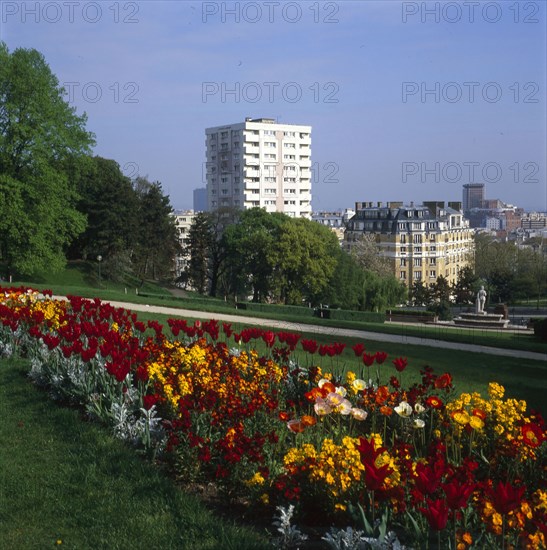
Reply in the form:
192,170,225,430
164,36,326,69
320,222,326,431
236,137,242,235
316,308,384,323
533,318,547,342
236,302,315,317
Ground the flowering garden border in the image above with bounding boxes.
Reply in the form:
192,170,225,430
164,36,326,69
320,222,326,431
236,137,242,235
0,288,545,549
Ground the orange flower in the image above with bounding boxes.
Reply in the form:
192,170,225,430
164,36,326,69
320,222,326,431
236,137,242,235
375,385,390,405
287,419,306,433
379,405,393,416
301,415,317,427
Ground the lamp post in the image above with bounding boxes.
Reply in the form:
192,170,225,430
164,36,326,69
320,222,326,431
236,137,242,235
97,255,102,287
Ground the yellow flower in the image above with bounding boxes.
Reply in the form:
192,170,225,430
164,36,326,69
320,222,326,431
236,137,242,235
453,411,470,426
245,472,265,486
469,415,484,430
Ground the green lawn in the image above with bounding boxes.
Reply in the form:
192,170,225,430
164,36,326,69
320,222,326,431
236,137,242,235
0,358,271,550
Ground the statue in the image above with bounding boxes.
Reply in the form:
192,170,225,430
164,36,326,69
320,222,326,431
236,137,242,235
476,285,487,314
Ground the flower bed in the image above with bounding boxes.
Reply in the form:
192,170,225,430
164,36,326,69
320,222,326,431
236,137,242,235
0,287,545,549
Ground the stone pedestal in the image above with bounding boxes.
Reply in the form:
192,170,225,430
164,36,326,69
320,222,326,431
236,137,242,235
453,312,509,329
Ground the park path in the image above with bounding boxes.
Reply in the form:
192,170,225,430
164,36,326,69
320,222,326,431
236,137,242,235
104,299,547,362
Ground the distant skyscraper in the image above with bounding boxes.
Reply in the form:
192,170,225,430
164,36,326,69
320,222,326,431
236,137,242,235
205,118,312,218
193,187,207,211
462,183,485,211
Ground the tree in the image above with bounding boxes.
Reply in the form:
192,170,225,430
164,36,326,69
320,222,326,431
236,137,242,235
0,44,95,275
322,248,365,310
69,156,139,265
222,208,286,302
132,178,179,282
474,233,518,303
186,212,214,294
350,234,393,278
274,217,339,305
409,280,432,307
361,270,407,312
452,266,478,305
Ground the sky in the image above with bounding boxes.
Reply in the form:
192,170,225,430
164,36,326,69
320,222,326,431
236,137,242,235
1,0,546,212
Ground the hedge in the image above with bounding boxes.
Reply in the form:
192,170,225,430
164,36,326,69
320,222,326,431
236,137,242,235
316,308,385,323
236,302,316,317
533,318,547,342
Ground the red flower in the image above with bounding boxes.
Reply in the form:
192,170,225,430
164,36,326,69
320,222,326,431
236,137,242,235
521,422,544,447
426,396,444,410
143,394,159,410
434,372,452,389
419,498,449,531
392,357,408,372
262,331,275,347
443,478,475,510
363,353,375,367
363,462,393,491
301,338,318,354
375,351,388,364
487,481,526,515
414,462,444,496
352,343,366,356
222,323,233,337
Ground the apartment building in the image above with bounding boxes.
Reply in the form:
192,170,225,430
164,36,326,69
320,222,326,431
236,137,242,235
173,210,196,277
344,201,474,288
205,118,312,218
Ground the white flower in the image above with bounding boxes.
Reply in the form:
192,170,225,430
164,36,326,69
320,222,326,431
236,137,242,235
337,399,353,415
413,419,426,429
318,378,331,388
352,378,367,391
335,386,347,398
314,398,332,416
351,408,368,421
394,401,412,418
414,403,425,414
327,392,344,406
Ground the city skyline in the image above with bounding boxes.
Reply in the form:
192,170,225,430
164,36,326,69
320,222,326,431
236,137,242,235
2,1,545,212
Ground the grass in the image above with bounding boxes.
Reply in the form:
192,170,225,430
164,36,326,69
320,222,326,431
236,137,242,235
0,357,270,550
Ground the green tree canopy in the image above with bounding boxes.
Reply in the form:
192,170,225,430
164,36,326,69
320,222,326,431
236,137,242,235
274,217,339,305
69,156,138,261
0,44,95,275
222,208,286,302
132,177,180,282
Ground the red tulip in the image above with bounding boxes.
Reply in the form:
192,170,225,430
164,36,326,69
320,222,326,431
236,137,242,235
363,353,375,367
443,478,475,510
352,343,366,356
488,481,526,515
143,394,159,410
363,461,393,491
419,498,449,530
375,351,388,364
392,357,408,372
262,331,275,347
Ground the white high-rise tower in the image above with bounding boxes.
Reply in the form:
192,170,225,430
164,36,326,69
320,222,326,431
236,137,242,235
205,118,312,218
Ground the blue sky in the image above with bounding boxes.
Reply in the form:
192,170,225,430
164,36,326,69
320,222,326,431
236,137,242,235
2,0,546,212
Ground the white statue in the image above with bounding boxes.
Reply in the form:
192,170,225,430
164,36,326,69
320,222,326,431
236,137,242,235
476,285,487,314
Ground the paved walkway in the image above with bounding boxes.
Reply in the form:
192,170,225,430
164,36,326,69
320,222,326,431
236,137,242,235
103,300,547,363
